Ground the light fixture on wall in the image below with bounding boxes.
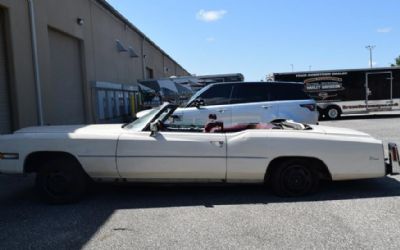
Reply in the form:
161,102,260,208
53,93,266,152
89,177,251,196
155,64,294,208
128,47,139,58
164,67,169,72
116,40,128,52
77,18,84,26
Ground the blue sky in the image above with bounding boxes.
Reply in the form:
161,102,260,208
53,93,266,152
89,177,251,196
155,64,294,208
106,0,399,81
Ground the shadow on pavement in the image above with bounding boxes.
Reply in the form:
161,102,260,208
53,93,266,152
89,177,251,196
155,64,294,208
1,175,400,249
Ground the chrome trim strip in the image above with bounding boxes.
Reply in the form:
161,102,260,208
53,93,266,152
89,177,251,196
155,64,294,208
78,155,115,158
118,155,268,159
118,155,226,159
229,156,268,159
78,155,268,160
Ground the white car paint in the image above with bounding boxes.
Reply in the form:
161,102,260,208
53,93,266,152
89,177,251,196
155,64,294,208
0,104,398,184
117,132,226,180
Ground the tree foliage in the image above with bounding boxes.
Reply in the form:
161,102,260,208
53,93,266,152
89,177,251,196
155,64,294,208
391,55,400,67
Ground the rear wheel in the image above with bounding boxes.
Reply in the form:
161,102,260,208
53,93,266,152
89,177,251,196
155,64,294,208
317,107,324,120
270,160,319,197
35,158,88,204
325,106,341,120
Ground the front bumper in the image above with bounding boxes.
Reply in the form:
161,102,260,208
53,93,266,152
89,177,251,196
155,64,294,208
385,143,400,175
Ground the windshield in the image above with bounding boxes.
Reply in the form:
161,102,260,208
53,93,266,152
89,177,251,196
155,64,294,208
185,84,212,106
124,106,163,131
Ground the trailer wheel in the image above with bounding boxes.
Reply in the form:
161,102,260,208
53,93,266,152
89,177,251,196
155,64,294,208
317,107,324,120
325,106,341,120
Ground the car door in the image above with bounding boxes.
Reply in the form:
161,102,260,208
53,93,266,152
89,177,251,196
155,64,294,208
366,72,393,111
117,131,227,181
176,84,234,127
230,83,279,124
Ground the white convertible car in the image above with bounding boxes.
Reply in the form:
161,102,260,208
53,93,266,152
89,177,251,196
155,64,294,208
0,103,399,203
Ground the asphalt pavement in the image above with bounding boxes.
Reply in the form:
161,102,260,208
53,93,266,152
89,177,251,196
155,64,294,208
1,114,400,249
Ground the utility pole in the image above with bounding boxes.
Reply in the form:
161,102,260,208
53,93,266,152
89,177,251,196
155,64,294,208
365,45,376,68
290,64,294,72
309,65,312,71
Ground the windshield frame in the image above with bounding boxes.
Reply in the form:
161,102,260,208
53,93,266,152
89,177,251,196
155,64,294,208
124,103,177,132
185,84,213,107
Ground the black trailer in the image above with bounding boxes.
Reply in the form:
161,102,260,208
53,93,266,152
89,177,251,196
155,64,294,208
273,67,400,119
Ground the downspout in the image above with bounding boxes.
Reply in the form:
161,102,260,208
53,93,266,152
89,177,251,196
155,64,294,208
141,36,146,80
27,0,44,125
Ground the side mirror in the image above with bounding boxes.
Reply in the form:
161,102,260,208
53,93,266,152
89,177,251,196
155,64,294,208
149,121,159,136
194,99,205,109
170,114,182,122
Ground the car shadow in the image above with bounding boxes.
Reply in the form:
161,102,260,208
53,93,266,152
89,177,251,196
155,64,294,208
85,177,400,206
1,175,400,249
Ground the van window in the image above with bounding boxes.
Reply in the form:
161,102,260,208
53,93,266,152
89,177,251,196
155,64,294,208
199,84,233,106
270,84,310,101
230,84,270,104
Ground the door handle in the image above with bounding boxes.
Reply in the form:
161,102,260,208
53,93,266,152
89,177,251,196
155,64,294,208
210,141,224,148
261,105,271,109
218,109,226,113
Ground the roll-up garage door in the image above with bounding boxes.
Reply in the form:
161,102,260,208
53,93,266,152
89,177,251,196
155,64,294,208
45,28,85,125
0,10,11,134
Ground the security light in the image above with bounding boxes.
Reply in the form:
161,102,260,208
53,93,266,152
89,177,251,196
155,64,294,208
77,18,84,26
128,47,139,58
116,40,128,52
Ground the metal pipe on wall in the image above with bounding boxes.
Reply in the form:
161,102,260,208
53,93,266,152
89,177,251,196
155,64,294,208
27,0,44,125
141,36,146,80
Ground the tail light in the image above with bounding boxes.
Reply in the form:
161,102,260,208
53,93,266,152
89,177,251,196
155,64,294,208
389,143,399,162
300,104,316,111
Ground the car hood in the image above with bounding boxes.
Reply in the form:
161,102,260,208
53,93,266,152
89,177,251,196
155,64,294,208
14,124,125,135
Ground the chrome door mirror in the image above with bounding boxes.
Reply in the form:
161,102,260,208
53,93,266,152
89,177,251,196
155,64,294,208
194,99,205,109
170,114,182,123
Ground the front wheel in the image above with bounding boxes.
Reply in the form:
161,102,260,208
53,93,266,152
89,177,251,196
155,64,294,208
270,160,319,197
36,159,88,204
317,107,324,120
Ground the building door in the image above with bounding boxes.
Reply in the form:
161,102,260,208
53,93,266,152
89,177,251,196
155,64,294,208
0,10,11,134
366,72,393,111
45,28,85,125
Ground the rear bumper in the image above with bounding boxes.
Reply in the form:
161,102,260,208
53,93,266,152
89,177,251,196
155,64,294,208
385,143,400,175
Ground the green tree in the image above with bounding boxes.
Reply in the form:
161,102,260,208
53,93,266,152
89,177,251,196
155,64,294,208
391,55,400,66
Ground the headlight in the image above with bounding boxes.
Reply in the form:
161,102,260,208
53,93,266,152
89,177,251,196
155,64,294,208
0,153,19,160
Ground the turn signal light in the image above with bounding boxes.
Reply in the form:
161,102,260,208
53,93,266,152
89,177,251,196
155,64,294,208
388,143,399,163
392,146,399,162
0,153,19,160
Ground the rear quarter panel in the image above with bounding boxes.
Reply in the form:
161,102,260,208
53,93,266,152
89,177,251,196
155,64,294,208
226,130,385,182
277,99,319,124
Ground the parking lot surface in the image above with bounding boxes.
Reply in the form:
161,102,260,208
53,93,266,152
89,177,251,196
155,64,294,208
1,114,400,249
